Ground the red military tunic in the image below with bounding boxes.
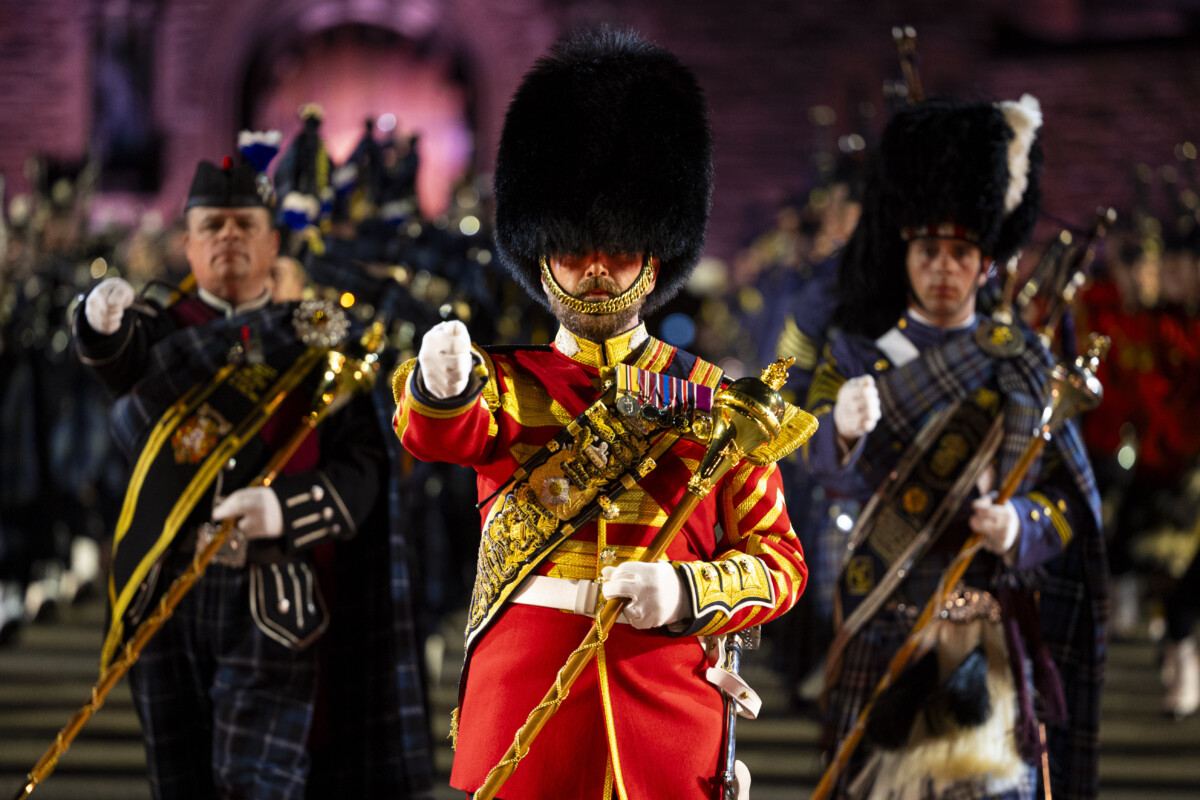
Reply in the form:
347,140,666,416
1077,280,1200,484
392,324,807,799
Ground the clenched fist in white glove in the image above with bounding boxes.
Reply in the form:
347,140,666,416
833,375,881,441
970,494,1020,555
213,487,284,541
601,561,687,629
85,277,136,335
417,320,475,399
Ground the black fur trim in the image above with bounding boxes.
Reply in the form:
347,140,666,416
937,645,992,729
865,648,940,750
834,98,1042,338
493,26,713,315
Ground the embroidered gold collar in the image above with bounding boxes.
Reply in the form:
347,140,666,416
553,323,650,368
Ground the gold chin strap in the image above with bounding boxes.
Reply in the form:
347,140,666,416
539,253,655,316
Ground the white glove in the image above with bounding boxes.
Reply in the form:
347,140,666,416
417,320,475,399
734,759,751,800
600,561,687,630
833,375,881,441
84,277,136,335
970,494,1020,555
213,487,284,541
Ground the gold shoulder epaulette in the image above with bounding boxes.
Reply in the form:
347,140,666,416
391,357,418,405
474,345,500,409
747,403,819,466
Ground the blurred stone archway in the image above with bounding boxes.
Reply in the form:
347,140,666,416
153,0,508,221
241,22,475,217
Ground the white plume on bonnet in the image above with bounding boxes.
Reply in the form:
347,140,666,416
996,94,1043,214
236,130,283,148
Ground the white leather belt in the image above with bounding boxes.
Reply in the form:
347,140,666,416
509,576,631,624
511,579,762,716
702,634,762,719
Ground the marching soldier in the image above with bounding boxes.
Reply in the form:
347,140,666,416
274,103,334,238
393,27,810,798
805,96,1106,799
73,157,431,798
746,149,867,703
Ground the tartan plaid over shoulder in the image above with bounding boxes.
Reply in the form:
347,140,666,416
105,304,433,797
806,319,1107,800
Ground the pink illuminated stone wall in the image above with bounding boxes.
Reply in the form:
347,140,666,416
248,32,473,217
1,0,1199,259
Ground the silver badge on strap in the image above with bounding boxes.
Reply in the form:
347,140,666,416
292,299,350,348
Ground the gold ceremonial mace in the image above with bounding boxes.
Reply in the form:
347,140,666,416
12,321,385,800
474,360,798,800
810,335,1108,800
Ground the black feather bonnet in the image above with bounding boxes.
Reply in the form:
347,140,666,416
835,96,1044,338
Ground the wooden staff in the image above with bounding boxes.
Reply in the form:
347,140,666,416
1038,208,1116,345
13,324,383,800
892,26,924,104
474,362,799,800
810,336,1107,800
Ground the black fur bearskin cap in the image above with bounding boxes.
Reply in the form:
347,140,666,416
493,26,714,315
834,96,1044,339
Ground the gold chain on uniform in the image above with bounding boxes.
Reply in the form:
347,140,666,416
538,254,655,315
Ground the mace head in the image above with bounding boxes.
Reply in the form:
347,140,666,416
1040,332,1107,435
692,362,791,494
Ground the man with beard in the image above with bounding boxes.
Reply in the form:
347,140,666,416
392,27,810,799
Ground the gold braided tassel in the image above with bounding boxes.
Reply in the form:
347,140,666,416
477,613,611,789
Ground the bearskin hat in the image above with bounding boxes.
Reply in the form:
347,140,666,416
493,26,713,315
835,96,1044,338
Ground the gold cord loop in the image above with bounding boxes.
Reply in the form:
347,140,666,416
539,254,655,315
476,613,610,791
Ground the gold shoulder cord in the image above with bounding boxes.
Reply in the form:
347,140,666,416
538,254,655,316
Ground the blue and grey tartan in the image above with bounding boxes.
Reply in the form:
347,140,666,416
873,331,1101,529
813,319,1107,800
872,330,1106,800
128,561,316,800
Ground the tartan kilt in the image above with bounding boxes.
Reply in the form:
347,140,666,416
824,611,1037,800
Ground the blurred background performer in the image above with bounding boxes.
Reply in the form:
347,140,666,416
72,156,431,799
0,156,114,640
743,144,868,706
393,27,808,799
805,95,1106,800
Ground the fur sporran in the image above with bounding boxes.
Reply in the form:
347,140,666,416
863,587,1026,799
